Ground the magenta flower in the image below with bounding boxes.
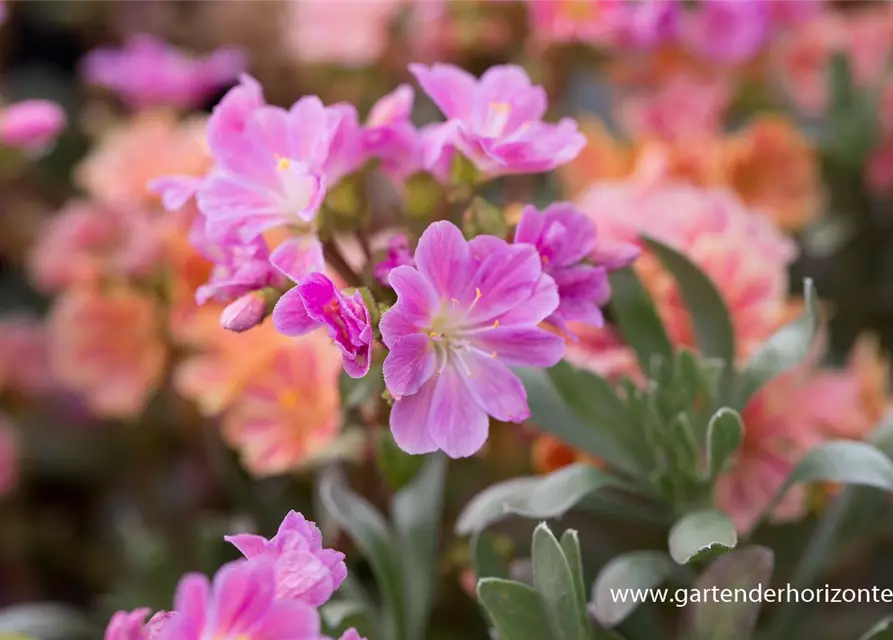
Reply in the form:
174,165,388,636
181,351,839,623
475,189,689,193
159,558,325,640
0,99,66,153
380,221,565,458
82,34,246,110
683,0,769,65
197,92,340,240
362,85,419,180
225,510,347,607
270,238,373,378
105,609,171,640
514,203,618,336
374,233,415,285
409,63,585,177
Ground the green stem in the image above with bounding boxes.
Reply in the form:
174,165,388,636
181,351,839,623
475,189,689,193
323,240,363,289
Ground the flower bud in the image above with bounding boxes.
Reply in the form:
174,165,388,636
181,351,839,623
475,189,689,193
220,292,266,333
0,99,66,153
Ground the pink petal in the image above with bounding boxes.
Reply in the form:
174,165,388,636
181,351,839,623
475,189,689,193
269,236,325,282
147,175,202,211
462,351,530,423
172,573,210,634
383,333,436,397
224,533,268,557
413,221,472,299
252,599,321,639
464,244,542,324
379,307,422,350
409,63,477,120
429,365,489,458
272,289,318,336
493,275,559,327
389,376,438,454
387,265,438,325
472,327,565,367
209,559,275,635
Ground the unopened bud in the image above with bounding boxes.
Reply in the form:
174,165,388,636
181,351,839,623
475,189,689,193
220,292,266,332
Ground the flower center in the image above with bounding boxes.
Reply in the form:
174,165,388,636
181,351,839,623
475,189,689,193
425,288,498,376
481,102,512,138
275,156,316,217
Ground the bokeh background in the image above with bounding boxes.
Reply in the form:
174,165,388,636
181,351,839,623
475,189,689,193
2,1,893,638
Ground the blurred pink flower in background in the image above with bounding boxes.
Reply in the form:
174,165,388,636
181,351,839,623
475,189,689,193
682,0,769,65
225,510,347,606
526,0,624,46
48,287,166,420
0,314,55,398
82,34,246,110
619,73,731,141
284,0,404,66
0,415,17,498
77,110,209,210
576,180,797,361
0,99,66,153
214,331,343,476
29,200,161,294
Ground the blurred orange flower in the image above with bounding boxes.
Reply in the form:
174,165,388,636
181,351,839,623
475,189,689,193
531,433,603,474
76,109,209,210
48,286,166,419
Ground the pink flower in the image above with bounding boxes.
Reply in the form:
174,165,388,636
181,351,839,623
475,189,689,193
284,0,403,66
0,99,65,153
324,103,366,185
29,200,161,294
514,203,630,336
409,63,586,178
197,83,340,240
105,608,164,640
683,0,770,65
379,221,565,458
0,314,55,398
225,510,347,606
374,233,415,285
82,34,246,110
220,292,268,333
0,415,17,498
159,558,325,640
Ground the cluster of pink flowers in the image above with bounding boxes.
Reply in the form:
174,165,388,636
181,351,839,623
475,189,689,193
526,0,818,63
155,62,633,458
105,511,363,640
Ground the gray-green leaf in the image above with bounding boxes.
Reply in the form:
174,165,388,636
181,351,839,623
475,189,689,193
591,551,676,628
859,617,893,640
532,523,591,640
669,509,738,564
706,409,744,479
682,546,774,640
609,267,673,375
477,578,554,640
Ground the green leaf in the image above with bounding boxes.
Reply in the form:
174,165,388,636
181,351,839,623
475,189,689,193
545,362,645,474
320,600,368,634
455,464,617,535
644,237,735,382
516,367,639,474
751,440,893,534
860,617,893,640
320,469,404,640
477,578,554,640
392,454,447,640
682,546,774,640
668,509,738,564
734,279,820,409
609,267,673,375
560,529,587,608
705,409,744,479
591,551,676,628
340,364,383,408
377,429,426,490
532,523,591,640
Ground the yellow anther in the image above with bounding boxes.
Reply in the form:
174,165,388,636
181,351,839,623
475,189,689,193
542,255,550,265
475,287,483,299
277,157,291,171
492,320,499,328
450,298,460,305
428,331,440,338
491,351,498,358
